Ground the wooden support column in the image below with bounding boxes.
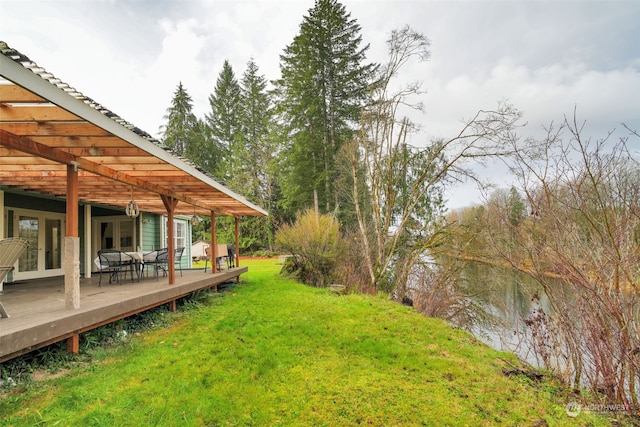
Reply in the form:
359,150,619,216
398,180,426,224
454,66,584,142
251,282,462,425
234,217,240,268
161,195,179,285
83,204,92,278
0,190,4,292
211,211,217,274
65,164,80,310
65,164,81,353
65,164,79,236
67,334,79,354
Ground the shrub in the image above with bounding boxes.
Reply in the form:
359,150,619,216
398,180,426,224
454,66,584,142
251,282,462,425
333,229,377,294
275,209,345,287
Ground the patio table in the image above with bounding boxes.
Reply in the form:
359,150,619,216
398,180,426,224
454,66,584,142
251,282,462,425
94,251,144,284
125,252,144,278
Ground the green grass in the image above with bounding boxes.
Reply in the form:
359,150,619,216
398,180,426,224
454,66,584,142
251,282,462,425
0,259,615,426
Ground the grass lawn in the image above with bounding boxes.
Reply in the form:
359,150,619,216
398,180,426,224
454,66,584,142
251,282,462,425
0,258,615,426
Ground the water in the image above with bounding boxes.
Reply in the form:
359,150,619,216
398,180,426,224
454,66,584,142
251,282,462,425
462,266,547,365
459,263,640,401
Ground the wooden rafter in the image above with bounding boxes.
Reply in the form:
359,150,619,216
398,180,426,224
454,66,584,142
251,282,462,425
0,46,267,218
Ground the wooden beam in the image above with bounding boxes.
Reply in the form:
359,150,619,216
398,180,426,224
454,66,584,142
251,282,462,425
0,104,80,121
88,156,168,164
29,135,136,148
0,122,111,136
0,130,206,209
61,147,150,156
0,84,46,103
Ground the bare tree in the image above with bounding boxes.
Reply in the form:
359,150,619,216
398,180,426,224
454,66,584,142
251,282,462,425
340,26,522,297
486,115,640,407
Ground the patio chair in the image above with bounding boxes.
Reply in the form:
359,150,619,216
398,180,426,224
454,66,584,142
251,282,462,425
203,246,212,273
226,244,236,269
142,249,160,279
203,244,230,273
217,244,229,271
146,248,167,280
155,247,184,278
97,249,135,286
0,237,29,318
174,247,185,277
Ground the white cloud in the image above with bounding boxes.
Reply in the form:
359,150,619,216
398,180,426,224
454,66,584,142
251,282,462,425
2,0,638,207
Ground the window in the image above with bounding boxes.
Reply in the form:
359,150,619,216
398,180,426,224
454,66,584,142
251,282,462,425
163,218,188,250
175,220,186,249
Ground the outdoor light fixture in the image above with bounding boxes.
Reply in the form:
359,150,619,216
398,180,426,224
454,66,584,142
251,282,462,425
191,205,201,226
125,187,139,218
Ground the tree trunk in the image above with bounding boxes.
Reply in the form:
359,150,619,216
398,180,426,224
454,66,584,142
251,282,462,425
349,146,375,287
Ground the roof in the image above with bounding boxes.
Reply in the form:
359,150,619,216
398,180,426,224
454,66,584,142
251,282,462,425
0,42,267,217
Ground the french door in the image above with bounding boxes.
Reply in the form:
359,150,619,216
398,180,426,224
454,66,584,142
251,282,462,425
93,217,137,271
12,209,65,280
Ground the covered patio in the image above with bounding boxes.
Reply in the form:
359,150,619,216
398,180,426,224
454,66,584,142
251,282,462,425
0,42,268,361
0,267,244,362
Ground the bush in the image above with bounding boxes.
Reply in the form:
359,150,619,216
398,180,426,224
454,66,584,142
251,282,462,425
275,209,345,287
333,229,377,294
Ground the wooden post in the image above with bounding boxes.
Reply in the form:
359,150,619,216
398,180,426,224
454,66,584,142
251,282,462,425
65,164,80,310
211,211,217,274
66,164,78,236
65,164,81,353
167,211,175,284
83,204,92,278
67,334,79,354
234,217,240,268
161,195,179,285
0,190,4,292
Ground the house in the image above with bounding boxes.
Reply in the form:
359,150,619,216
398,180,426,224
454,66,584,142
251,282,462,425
191,239,210,261
0,41,267,295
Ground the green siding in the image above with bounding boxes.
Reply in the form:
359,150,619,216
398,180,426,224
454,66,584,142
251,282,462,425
141,215,192,269
2,190,193,278
4,191,66,213
141,213,161,252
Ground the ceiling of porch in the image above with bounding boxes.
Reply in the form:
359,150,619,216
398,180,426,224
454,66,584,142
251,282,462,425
0,42,267,218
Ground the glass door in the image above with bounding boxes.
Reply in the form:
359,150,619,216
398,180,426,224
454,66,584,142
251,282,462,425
99,220,116,249
119,219,134,251
45,219,62,270
96,218,135,251
18,216,39,273
93,217,138,272
12,210,65,280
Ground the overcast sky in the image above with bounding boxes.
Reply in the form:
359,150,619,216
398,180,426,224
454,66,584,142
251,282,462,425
2,0,639,208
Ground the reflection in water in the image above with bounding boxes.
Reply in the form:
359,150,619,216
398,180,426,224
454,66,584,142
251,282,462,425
465,264,578,378
463,262,639,402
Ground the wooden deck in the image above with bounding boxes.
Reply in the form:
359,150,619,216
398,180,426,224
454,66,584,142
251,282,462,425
0,267,246,362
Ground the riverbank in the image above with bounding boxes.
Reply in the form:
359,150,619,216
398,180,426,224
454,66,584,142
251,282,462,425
0,259,620,425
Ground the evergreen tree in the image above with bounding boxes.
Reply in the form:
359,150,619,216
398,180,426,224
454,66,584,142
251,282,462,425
237,58,272,201
161,82,198,156
187,117,223,177
237,59,278,251
275,0,375,219
206,60,242,182
507,186,526,227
